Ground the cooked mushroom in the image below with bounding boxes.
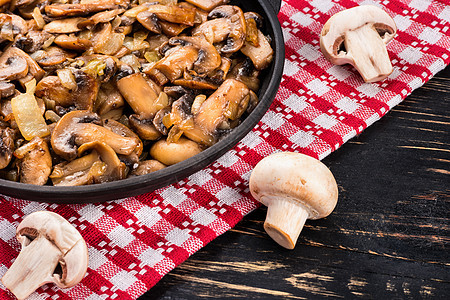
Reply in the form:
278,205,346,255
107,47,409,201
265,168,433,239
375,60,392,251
45,0,127,17
0,126,14,169
320,5,397,82
94,82,125,118
136,11,162,34
102,118,143,158
43,17,86,34
169,36,221,74
183,78,254,145
0,81,15,98
77,8,125,29
185,0,229,12
194,5,246,53
116,72,161,119
14,30,54,53
0,13,27,43
14,137,52,185
54,35,92,51
227,58,260,92
0,54,28,81
1,211,89,299
33,46,77,69
150,136,202,165
240,29,274,70
129,114,162,141
249,152,339,249
11,47,46,83
51,110,139,160
130,159,166,176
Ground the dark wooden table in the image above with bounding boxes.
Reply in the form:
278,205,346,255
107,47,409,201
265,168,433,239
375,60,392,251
141,66,450,299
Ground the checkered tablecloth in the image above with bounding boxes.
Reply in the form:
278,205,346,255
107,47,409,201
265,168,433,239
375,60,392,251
1,0,450,299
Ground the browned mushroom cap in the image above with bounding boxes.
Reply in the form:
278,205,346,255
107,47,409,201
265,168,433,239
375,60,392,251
14,137,52,185
147,46,199,83
0,126,14,169
102,118,143,157
227,57,260,92
150,137,202,165
14,31,54,53
54,35,92,52
185,0,229,12
36,69,99,110
136,11,162,34
77,141,126,183
0,81,15,99
43,17,86,34
169,36,221,75
193,18,230,44
203,5,246,53
116,73,161,119
184,78,253,145
0,14,27,43
45,0,128,18
240,29,274,70
130,159,166,176
0,52,28,81
129,114,162,141
51,110,139,160
33,46,77,69
94,82,125,118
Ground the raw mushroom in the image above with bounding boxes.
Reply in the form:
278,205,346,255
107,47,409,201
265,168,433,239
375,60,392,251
320,5,397,83
13,136,52,185
249,152,339,249
51,110,139,161
1,211,88,300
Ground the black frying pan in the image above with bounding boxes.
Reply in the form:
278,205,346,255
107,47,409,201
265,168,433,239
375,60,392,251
0,0,285,203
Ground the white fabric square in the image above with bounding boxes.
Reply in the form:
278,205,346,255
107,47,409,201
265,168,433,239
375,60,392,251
409,0,431,11
240,131,264,149
161,186,188,207
310,0,334,13
138,247,164,267
109,271,138,291
313,114,338,129
107,225,135,248
283,94,308,113
165,228,191,246
79,204,105,223
216,187,241,206
298,44,321,61
261,111,286,130
335,97,360,114
428,59,446,75
0,220,15,242
408,77,423,90
326,65,352,81
419,27,442,44
306,79,330,96
217,151,240,168
398,46,423,64
289,130,316,147
439,7,450,23
134,206,162,228
284,60,300,76
87,247,108,270
393,15,412,31
188,169,214,186
190,207,217,226
291,12,313,26
357,84,381,98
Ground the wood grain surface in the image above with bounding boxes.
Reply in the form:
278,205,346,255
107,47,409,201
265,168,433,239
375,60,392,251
140,66,450,299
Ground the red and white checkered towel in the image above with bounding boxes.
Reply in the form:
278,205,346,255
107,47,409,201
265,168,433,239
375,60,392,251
1,0,449,299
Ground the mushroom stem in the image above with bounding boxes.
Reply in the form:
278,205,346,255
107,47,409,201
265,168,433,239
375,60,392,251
344,24,393,83
263,197,309,250
2,237,61,300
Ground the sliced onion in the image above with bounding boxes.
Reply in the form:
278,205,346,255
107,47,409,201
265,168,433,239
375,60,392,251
32,7,46,30
57,68,77,90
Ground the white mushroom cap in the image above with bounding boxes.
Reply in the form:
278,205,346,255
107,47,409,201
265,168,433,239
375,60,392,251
1,211,88,300
249,152,338,249
320,5,397,82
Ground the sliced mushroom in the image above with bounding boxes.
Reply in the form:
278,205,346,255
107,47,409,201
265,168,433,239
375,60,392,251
0,55,28,81
45,0,127,18
150,136,202,165
198,5,246,53
184,78,253,145
11,47,46,82
95,82,125,118
185,0,229,12
320,5,397,82
192,17,230,44
13,137,52,185
129,114,162,141
227,57,260,92
0,13,27,43
77,141,126,183
77,8,125,29
116,72,161,119
240,29,274,70
131,159,166,176
33,46,77,69
0,126,14,169
14,30,54,53
43,17,86,34
159,20,189,37
102,118,143,158
54,35,92,52
169,36,221,75
51,110,139,160
136,11,162,34
0,81,15,98
1,211,88,299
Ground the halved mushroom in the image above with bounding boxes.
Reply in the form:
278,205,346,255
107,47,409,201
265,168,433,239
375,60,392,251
102,118,143,158
169,36,221,75
183,78,253,145
51,110,139,160
185,0,229,12
45,0,128,18
14,137,52,185
194,5,246,53
0,126,14,169
54,35,92,52
130,159,166,176
150,136,202,165
116,73,161,119
240,29,274,70
43,17,86,34
320,5,397,82
159,21,190,37
0,13,27,43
